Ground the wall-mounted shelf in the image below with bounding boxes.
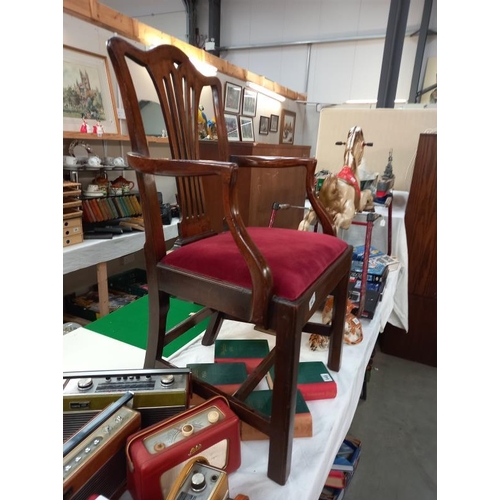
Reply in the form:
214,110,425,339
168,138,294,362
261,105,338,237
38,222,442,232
63,132,169,144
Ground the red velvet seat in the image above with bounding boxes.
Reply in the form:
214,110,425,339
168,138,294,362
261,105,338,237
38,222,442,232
107,36,352,486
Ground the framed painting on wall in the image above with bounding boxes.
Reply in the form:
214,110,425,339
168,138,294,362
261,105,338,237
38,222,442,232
224,82,242,113
63,46,119,134
259,116,269,135
224,113,240,141
269,114,279,133
239,116,255,142
242,89,258,117
280,109,296,144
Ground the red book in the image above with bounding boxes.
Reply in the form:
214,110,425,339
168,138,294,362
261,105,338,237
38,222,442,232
324,469,347,489
266,361,337,401
187,362,248,395
214,339,270,374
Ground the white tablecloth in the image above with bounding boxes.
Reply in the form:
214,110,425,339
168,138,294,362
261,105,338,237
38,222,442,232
62,267,399,500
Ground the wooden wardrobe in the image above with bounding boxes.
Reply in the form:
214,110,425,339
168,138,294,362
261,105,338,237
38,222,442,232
380,133,437,367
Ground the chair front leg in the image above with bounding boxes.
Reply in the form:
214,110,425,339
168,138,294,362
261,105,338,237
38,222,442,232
144,289,169,368
267,305,302,485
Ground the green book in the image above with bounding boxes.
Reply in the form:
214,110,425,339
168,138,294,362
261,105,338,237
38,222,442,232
187,362,248,394
267,361,337,401
214,339,270,374
241,389,312,440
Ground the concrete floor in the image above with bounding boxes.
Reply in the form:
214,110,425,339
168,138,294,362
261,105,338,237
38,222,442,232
344,345,437,500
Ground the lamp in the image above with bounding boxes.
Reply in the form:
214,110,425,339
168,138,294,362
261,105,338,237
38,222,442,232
246,81,286,102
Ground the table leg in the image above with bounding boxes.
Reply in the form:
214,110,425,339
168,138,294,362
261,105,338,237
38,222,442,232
96,262,110,317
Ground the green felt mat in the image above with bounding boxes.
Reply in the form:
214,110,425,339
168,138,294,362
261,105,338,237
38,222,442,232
85,296,207,358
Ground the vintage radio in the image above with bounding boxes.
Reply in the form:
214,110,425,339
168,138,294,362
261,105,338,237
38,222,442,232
63,392,141,500
164,456,229,500
63,368,191,441
125,396,241,500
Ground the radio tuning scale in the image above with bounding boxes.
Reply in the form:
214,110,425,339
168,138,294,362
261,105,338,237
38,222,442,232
144,405,224,453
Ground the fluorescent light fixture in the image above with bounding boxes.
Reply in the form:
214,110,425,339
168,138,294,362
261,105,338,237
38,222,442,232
344,99,408,105
189,58,218,77
246,81,286,102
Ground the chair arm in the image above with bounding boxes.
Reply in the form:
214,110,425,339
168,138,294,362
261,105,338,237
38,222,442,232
230,154,335,236
127,152,274,326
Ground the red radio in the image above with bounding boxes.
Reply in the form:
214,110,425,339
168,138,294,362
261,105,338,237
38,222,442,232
125,396,241,500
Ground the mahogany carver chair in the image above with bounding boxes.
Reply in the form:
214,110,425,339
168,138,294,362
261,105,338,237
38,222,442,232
106,36,352,485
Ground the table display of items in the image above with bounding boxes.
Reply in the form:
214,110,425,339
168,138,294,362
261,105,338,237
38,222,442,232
62,369,248,500
63,181,83,247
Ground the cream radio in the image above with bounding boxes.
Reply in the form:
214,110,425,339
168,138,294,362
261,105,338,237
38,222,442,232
125,396,241,500
63,368,191,441
63,392,141,500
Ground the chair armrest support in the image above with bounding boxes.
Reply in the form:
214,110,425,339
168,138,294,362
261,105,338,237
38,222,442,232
127,152,274,326
230,154,335,236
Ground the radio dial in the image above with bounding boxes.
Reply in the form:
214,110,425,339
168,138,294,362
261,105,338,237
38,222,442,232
77,378,93,391
208,411,219,424
190,472,206,492
160,374,175,386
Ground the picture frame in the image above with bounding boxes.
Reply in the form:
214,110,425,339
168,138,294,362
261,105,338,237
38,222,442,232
242,89,258,117
224,113,240,141
224,82,242,114
239,116,255,142
259,116,270,135
270,114,279,133
63,45,119,134
280,109,296,144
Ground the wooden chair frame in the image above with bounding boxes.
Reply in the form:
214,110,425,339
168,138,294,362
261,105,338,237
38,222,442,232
107,36,352,485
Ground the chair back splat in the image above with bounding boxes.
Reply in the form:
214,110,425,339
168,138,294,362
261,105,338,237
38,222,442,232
107,36,353,486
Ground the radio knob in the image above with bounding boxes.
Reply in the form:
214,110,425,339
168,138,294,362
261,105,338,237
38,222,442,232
190,472,206,492
208,411,219,424
181,424,194,437
160,374,174,386
77,378,93,391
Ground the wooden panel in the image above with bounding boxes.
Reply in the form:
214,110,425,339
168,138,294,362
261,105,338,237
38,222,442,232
380,133,437,367
381,295,437,367
200,142,310,231
405,134,437,298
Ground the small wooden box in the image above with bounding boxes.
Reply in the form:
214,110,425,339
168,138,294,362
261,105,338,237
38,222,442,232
63,181,83,247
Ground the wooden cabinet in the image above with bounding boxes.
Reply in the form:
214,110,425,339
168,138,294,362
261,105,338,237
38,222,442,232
200,142,311,231
380,133,437,366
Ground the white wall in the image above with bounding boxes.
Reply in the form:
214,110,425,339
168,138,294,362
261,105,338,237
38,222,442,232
198,0,438,155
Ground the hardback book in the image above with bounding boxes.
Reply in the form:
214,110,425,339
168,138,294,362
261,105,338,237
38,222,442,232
348,281,384,320
187,362,248,395
319,485,345,500
349,276,386,293
266,361,337,401
372,252,400,271
324,469,348,489
214,339,270,374
331,435,362,472
350,259,389,283
240,389,312,441
351,245,386,262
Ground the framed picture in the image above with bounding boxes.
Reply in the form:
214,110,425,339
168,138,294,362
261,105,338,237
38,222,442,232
224,82,242,113
224,113,240,141
239,116,255,142
242,89,258,117
270,114,279,133
259,116,270,135
63,46,119,134
280,109,296,144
